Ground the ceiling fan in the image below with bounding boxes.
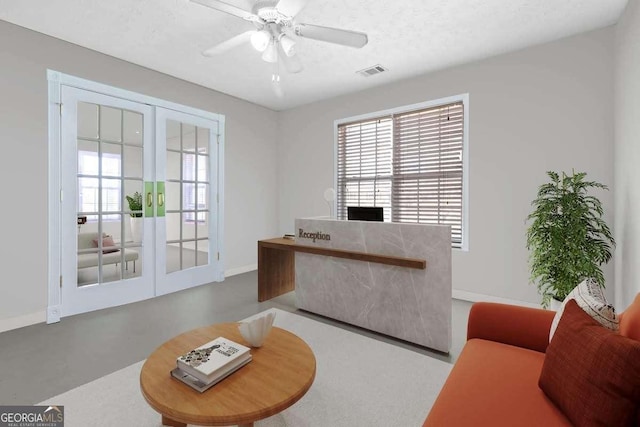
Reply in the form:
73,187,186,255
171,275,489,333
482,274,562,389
191,0,369,95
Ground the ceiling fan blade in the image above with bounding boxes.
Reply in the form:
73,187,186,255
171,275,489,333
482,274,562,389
275,0,309,18
294,23,368,48
190,0,259,22
278,44,303,73
202,31,254,56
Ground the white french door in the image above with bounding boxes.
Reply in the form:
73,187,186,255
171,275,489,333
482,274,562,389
56,80,224,319
155,108,221,295
60,87,155,316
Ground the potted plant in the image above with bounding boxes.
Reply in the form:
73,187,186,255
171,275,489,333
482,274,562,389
126,191,143,242
526,171,615,309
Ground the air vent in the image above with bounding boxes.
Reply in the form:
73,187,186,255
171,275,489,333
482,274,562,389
357,64,388,77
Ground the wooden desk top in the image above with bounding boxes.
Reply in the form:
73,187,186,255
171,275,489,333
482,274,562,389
259,237,426,270
140,323,316,426
259,237,298,247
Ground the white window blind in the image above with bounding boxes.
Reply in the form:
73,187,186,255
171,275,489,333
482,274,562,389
336,100,465,248
336,117,393,222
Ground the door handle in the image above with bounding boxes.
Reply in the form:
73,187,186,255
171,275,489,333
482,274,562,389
144,181,154,217
156,181,166,217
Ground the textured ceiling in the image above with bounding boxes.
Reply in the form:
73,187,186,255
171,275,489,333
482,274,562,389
0,0,629,111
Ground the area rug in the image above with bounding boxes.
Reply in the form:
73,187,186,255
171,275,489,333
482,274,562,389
39,308,451,426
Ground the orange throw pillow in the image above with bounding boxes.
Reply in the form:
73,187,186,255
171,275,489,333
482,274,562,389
539,299,640,426
620,294,640,342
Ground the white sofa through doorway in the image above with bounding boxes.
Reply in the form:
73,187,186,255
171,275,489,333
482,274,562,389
77,232,139,272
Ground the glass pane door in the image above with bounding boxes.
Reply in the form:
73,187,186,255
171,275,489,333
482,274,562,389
165,120,210,273
156,108,221,296
76,102,145,286
61,87,154,317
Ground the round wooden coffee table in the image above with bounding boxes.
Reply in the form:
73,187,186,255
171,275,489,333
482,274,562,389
140,323,316,427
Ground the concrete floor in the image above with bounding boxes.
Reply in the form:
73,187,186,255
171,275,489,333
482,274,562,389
0,270,472,404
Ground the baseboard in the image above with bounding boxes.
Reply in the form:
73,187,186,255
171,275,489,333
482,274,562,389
2,267,256,332
225,264,257,277
0,310,46,333
453,289,541,309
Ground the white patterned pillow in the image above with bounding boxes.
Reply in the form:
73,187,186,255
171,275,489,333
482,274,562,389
549,278,618,342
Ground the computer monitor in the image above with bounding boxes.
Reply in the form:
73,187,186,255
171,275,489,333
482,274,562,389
347,206,384,222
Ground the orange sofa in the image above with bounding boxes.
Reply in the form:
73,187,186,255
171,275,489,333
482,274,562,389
423,297,640,426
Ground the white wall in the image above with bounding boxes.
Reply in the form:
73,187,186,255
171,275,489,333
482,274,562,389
278,28,615,306
614,0,640,309
0,20,279,325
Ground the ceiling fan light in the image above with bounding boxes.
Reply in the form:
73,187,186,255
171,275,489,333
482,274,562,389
251,30,270,52
279,34,296,57
262,41,278,63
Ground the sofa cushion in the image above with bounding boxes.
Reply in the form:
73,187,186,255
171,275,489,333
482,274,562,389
549,278,618,341
78,232,102,250
539,300,640,427
77,248,139,269
423,339,571,427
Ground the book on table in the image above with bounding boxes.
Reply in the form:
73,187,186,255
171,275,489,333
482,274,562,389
170,359,251,393
173,336,251,390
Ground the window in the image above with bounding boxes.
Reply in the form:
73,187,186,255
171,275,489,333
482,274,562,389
78,150,121,221
183,151,208,223
336,96,468,249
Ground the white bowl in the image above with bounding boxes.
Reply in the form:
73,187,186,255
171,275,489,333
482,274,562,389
238,312,276,347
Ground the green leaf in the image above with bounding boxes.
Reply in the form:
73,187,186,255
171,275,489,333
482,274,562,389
125,191,143,218
525,170,615,306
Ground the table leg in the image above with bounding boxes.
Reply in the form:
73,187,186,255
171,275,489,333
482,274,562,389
161,415,186,427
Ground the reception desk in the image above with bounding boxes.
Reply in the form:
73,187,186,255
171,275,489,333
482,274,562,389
258,218,452,352
258,237,426,300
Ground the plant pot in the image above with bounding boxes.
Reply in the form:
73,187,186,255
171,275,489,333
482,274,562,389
130,216,143,243
549,297,563,311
